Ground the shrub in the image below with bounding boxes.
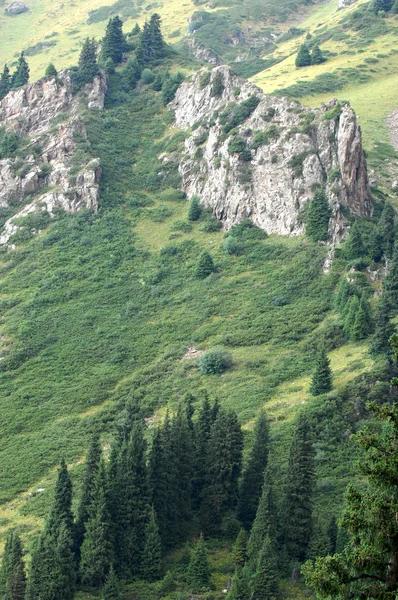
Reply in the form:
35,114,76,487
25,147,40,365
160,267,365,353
202,217,222,233
223,236,244,255
199,347,233,375
188,196,201,221
194,251,215,279
141,68,155,84
219,96,260,134
250,125,279,149
228,136,252,161
211,71,224,97
199,70,211,89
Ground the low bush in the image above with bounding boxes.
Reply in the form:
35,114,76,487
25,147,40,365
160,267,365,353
199,347,233,375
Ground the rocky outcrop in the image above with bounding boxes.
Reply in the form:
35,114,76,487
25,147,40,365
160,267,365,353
338,0,358,8
171,66,372,241
5,2,29,14
0,71,106,244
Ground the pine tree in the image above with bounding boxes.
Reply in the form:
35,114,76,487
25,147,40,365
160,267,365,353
170,405,194,541
0,531,26,600
247,468,277,570
238,411,270,529
80,460,113,587
188,195,201,221
101,566,120,600
379,203,395,258
194,251,215,279
285,414,315,563
305,188,331,242
311,45,325,64
0,65,11,100
45,63,57,78
100,16,126,65
75,432,102,558
232,529,248,568
141,506,162,582
11,53,29,89
368,228,383,263
344,221,366,260
251,536,279,600
227,567,251,600
192,394,215,509
188,534,212,592
370,296,395,357
295,44,312,67
77,38,99,85
309,347,332,396
46,459,74,538
136,13,165,63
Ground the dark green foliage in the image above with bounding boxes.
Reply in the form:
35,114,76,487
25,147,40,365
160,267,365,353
335,279,359,313
311,45,325,64
136,14,165,63
101,16,126,65
123,57,141,89
305,188,331,243
344,221,366,260
295,44,312,68
104,58,115,75
0,127,20,160
238,411,269,528
188,195,201,221
194,250,215,279
77,38,99,85
350,294,373,341
53,523,76,600
0,531,26,600
250,126,279,149
219,96,260,134
327,516,338,555
159,570,176,595
370,296,395,357
285,414,315,562
247,468,277,570
371,0,394,13
11,53,29,89
227,567,251,600
306,520,332,560
251,536,279,600
80,460,113,587
200,409,243,534
232,529,248,568
382,243,398,315
310,348,332,396
141,506,162,582
192,396,218,510
228,136,252,161
46,459,74,537
101,566,120,600
199,348,233,375
377,203,395,258
211,70,224,97
141,68,155,84
199,70,211,89
45,63,57,78
161,72,184,105
188,534,212,592
0,65,11,100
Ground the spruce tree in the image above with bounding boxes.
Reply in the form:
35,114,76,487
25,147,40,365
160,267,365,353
251,536,279,600
141,506,162,582
311,45,325,64
192,394,215,509
351,294,373,340
368,228,383,263
11,53,29,89
123,57,141,90
188,195,201,221
170,405,194,541
77,38,99,85
232,529,248,568
0,531,26,600
46,459,73,538
228,567,251,600
53,523,76,600
238,411,270,529
379,203,395,258
295,44,312,67
188,534,212,592
101,16,126,65
247,468,277,570
344,221,366,260
0,65,11,100
285,414,315,562
335,279,359,313
101,566,120,600
306,520,332,560
327,516,338,555
80,460,113,587
45,63,57,78
344,295,360,339
370,296,395,357
195,251,215,279
305,188,331,242
309,347,332,396
149,13,165,59
382,243,398,314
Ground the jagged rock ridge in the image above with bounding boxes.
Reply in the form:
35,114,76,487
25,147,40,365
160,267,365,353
0,72,106,245
172,66,372,241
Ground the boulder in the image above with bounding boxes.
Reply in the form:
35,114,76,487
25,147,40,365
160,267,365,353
5,1,29,14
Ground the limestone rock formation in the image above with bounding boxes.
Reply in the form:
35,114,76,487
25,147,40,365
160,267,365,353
338,0,358,8
5,1,29,14
171,66,372,241
0,71,106,245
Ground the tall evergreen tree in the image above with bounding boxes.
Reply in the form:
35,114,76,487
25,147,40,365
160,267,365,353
194,251,215,279
335,279,359,313
75,432,102,557
238,411,270,529
370,296,395,357
306,520,332,561
77,38,99,85
11,53,29,89
344,221,366,260
350,294,373,340
141,506,162,582
53,523,76,600
227,567,251,600
170,405,194,541
285,414,315,563
247,468,277,570
382,243,398,314
101,566,120,600
0,65,11,100
0,531,26,600
378,203,395,259
100,16,126,65
344,295,360,339
251,536,279,600
192,394,215,509
188,534,212,592
295,44,312,67
188,195,201,221
200,409,243,535
327,516,338,556
45,63,57,78
46,459,73,538
305,188,331,242
311,45,325,64
309,347,332,396
80,460,113,587
123,57,141,90
232,529,249,568
136,13,165,63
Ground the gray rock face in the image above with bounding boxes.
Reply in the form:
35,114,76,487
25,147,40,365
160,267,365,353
0,71,107,244
5,1,29,14
338,0,358,8
171,66,372,242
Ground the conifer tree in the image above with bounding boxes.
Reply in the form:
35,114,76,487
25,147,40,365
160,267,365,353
344,221,366,260
123,57,141,89
101,16,126,65
382,243,398,314
379,203,395,258
327,516,338,555
368,228,383,263
228,567,251,600
0,531,26,600
370,296,395,357
0,65,11,100
195,251,215,279
306,520,332,560
305,188,331,242
311,45,325,64
45,63,57,78
192,394,215,509
247,468,277,570
232,529,249,568
101,566,120,600
335,279,359,313
170,405,194,541
295,44,312,67
351,294,373,340
46,459,73,538
188,534,212,592
80,460,113,587
141,506,162,582
285,414,315,562
309,347,332,396
251,536,279,600
77,38,99,85
53,523,76,600
75,432,102,557
344,295,360,339
136,13,165,63
238,411,270,528
188,195,201,221
11,53,29,89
